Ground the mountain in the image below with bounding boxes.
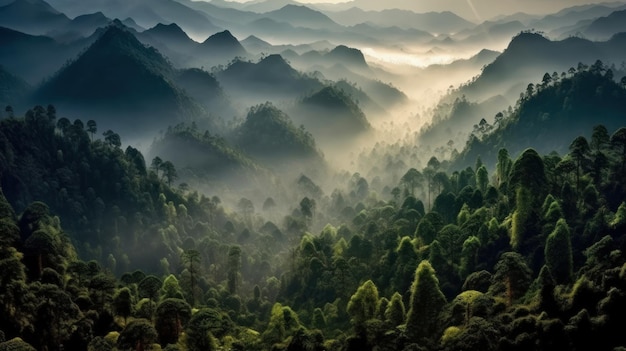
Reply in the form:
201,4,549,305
34,25,203,136
174,0,259,28
326,45,368,69
216,54,323,105
139,22,198,65
0,65,30,108
0,26,87,84
532,4,626,32
240,35,273,54
0,0,70,35
241,0,301,13
233,102,323,170
325,7,474,34
46,0,221,38
454,64,626,169
264,4,341,30
174,68,235,118
47,11,110,42
584,9,626,40
196,30,248,66
148,124,264,185
292,85,371,145
455,32,626,103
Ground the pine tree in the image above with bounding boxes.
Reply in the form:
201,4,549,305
406,260,446,342
545,219,573,284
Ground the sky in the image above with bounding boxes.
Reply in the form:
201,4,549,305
205,0,620,21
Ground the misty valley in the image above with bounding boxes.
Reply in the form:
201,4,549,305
1,0,626,350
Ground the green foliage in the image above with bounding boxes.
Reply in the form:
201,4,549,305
544,219,573,284
406,261,447,342
235,102,322,165
346,280,379,330
489,252,532,306
384,292,406,327
117,319,158,351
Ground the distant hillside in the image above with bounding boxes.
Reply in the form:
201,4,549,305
46,0,221,38
34,24,203,136
455,32,626,103
139,22,198,58
0,26,89,84
0,0,70,35
325,7,474,34
149,123,262,184
264,4,341,30
174,67,235,119
454,63,626,169
584,9,626,40
326,45,368,68
233,102,323,168
292,85,371,144
0,65,30,107
48,11,110,41
216,54,323,104
196,30,248,66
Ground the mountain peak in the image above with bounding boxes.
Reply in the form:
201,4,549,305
204,29,236,44
258,53,290,68
200,29,247,59
146,22,190,40
327,45,368,67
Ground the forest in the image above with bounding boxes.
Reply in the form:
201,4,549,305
2,0,626,350
0,63,625,351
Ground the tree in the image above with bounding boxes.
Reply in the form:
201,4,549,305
86,120,97,141
102,130,121,148
509,148,547,195
151,157,163,177
347,280,379,332
569,136,590,194
155,298,192,346
186,309,223,351
489,252,532,306
117,319,157,351
161,275,185,300
138,275,161,319
384,292,406,327
591,125,610,152
400,168,422,197
300,197,316,219
544,219,573,285
263,303,302,345
476,166,489,193
496,148,513,188
611,127,626,173
406,260,447,342
161,161,177,187
227,246,242,294
181,249,200,306
113,287,133,325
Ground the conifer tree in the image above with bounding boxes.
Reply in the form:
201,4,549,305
406,260,446,342
545,219,573,284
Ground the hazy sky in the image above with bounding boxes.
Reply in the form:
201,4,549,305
209,0,621,21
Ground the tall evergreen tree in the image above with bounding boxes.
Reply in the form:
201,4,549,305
544,219,573,284
406,260,446,342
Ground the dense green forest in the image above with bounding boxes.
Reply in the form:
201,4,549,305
1,68,626,351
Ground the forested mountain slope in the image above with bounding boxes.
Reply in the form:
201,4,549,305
1,103,625,351
454,61,626,169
